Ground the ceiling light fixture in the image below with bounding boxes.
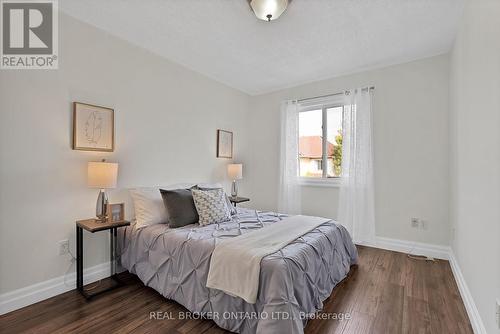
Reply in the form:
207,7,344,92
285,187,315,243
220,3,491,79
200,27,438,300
248,0,289,22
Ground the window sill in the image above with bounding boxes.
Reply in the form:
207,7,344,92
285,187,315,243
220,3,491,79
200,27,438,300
298,177,341,188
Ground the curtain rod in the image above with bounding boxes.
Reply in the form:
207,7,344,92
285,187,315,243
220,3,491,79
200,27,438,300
297,86,375,103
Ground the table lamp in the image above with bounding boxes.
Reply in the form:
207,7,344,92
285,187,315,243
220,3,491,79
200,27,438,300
88,159,118,221
227,163,243,197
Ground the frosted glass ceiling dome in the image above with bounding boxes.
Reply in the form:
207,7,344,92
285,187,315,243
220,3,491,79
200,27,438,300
249,0,289,22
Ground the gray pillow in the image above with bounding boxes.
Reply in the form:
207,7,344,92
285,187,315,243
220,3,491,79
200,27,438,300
159,188,199,228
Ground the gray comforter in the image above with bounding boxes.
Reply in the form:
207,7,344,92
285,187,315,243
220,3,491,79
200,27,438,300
119,209,357,334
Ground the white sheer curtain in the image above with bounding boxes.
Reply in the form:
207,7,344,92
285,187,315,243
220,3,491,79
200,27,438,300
338,88,376,244
278,100,302,214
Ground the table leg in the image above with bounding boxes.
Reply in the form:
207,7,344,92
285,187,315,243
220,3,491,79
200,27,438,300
113,227,118,275
109,228,115,276
76,226,83,292
77,226,124,299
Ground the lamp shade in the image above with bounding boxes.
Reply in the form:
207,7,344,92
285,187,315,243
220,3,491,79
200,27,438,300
249,0,289,21
88,161,118,189
227,164,243,180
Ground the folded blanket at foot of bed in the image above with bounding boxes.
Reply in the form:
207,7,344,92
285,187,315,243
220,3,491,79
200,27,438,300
206,215,331,303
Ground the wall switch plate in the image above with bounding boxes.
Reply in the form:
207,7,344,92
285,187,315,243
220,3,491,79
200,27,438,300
58,239,69,255
420,219,428,230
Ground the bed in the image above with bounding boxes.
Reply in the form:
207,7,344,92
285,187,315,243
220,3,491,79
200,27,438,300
119,208,357,334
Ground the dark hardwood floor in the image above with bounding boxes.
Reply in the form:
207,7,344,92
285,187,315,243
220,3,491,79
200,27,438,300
0,246,473,334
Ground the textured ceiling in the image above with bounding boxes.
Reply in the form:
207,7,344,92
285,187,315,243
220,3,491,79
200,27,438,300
60,0,464,95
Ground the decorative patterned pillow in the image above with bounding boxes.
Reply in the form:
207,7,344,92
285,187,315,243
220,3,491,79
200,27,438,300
195,184,237,216
191,188,232,226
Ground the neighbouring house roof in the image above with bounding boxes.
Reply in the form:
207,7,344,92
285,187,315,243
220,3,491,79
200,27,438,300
299,136,335,159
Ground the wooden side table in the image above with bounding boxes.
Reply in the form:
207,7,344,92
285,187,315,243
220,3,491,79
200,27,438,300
76,218,130,299
228,196,250,207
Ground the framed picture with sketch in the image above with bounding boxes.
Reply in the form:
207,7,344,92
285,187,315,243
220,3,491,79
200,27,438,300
216,129,233,158
72,102,114,152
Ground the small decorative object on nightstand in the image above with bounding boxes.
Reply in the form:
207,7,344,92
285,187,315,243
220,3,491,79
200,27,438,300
227,163,243,197
107,203,125,222
228,196,250,207
87,160,118,221
76,218,130,299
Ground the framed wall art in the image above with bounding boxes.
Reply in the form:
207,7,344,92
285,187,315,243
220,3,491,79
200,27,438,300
73,102,114,152
216,129,233,158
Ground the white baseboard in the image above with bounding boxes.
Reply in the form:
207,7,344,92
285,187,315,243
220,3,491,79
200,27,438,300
448,251,487,334
356,236,451,260
0,262,111,315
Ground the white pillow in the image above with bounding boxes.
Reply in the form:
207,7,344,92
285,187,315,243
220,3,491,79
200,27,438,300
197,182,223,189
130,183,195,228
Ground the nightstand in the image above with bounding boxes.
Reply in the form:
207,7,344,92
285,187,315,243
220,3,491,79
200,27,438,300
76,218,130,299
228,196,250,207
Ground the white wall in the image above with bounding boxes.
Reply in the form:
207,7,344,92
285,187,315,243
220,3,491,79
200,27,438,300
0,13,250,294
246,55,451,246
449,0,500,332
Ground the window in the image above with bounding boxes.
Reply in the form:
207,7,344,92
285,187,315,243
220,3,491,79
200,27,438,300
298,104,343,179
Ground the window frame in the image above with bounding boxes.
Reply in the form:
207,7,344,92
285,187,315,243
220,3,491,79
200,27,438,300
297,102,344,187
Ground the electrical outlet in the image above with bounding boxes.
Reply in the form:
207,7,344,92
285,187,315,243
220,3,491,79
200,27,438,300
58,239,69,255
410,218,420,228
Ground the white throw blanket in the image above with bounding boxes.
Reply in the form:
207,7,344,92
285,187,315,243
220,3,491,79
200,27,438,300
206,215,330,303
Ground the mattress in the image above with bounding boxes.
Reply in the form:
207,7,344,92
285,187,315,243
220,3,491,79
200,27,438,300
118,208,357,334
